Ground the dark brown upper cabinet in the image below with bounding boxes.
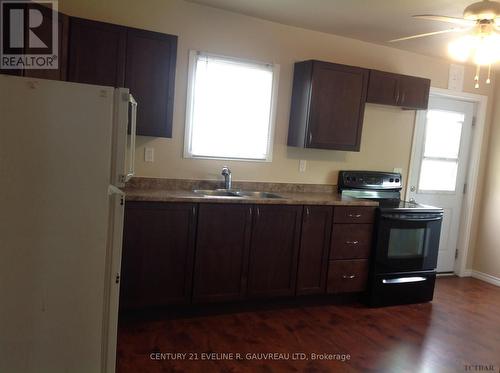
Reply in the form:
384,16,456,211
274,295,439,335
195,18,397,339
296,205,333,296
192,204,252,303
288,60,369,151
125,28,177,138
68,18,126,87
67,17,177,138
367,70,430,110
247,205,302,298
119,202,197,309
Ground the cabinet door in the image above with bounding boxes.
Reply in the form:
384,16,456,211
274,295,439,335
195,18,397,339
247,205,302,298
192,204,252,303
399,75,430,110
125,28,177,137
327,259,369,294
23,4,69,80
366,70,399,106
296,206,332,295
68,18,126,87
308,61,368,151
330,224,373,260
120,202,196,309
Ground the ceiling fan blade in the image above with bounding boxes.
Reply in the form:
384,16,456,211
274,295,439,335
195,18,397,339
388,28,468,42
413,15,475,26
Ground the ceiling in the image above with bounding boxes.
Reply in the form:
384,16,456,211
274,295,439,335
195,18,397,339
186,0,476,61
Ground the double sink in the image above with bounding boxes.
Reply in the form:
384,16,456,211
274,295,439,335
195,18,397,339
193,189,283,199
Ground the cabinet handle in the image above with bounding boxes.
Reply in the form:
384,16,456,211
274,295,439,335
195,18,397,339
308,132,313,144
342,274,356,280
192,206,196,216
395,86,400,104
400,91,406,105
346,240,359,245
306,207,310,216
256,207,260,218
248,206,252,217
348,213,362,218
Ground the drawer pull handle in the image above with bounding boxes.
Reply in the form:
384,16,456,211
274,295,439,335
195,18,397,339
342,274,356,279
348,213,362,218
346,240,359,245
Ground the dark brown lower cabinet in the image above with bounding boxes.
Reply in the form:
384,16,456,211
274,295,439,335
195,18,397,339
330,224,373,259
327,259,369,294
192,204,252,303
296,206,333,295
120,202,196,309
247,205,303,298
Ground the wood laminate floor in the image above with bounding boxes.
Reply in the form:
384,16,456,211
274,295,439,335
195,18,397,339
117,277,500,372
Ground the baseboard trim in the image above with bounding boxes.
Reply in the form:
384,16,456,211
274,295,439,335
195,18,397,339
460,269,473,277
471,270,500,287
437,272,455,277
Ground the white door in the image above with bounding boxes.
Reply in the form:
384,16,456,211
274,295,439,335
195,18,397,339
407,96,474,273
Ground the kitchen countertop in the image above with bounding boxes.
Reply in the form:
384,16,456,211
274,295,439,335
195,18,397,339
124,178,378,207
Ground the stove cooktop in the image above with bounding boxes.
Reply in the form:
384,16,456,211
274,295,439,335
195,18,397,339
375,198,443,213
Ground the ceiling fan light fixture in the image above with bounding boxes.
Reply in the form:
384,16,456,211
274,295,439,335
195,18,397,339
473,32,500,65
449,32,500,65
463,0,500,20
393,0,500,88
448,35,475,61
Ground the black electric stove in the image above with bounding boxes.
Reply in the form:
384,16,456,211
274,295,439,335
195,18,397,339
338,171,443,307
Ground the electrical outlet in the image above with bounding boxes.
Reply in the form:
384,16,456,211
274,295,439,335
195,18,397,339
299,160,307,173
145,147,154,162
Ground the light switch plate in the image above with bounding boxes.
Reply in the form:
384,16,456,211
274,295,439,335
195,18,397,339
299,160,307,172
448,64,465,92
145,147,154,162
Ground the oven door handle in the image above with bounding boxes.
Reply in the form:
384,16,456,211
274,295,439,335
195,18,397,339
382,276,427,284
381,215,442,222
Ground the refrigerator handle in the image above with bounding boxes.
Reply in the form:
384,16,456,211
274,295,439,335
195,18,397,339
125,95,137,182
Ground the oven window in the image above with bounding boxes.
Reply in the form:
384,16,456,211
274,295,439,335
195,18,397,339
388,228,429,258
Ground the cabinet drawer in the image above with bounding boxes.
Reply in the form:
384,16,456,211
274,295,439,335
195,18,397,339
327,259,369,294
333,206,375,224
330,224,373,259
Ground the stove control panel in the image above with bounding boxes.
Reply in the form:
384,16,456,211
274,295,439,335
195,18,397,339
338,171,402,191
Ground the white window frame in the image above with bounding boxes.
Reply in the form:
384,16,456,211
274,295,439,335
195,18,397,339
183,50,280,162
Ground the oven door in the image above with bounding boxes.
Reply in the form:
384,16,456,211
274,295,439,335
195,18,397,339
374,212,443,273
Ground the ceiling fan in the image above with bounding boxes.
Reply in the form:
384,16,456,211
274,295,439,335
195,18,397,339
389,0,500,87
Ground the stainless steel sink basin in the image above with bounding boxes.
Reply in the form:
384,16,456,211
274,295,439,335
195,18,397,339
193,189,242,197
193,189,283,199
233,191,283,199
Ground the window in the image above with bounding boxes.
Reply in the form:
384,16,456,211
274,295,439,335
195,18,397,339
418,110,465,192
184,51,279,161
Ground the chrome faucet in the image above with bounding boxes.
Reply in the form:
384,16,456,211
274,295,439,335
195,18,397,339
221,166,232,190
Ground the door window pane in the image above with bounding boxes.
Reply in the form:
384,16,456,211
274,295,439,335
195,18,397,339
424,110,464,158
419,159,458,191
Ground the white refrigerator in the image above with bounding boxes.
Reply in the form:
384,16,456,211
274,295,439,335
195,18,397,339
0,75,137,373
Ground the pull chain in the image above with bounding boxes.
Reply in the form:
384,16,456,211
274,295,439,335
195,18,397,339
474,65,480,89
